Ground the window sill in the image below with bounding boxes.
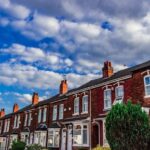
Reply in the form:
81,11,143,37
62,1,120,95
144,95,150,98
73,144,89,147
103,107,111,111
81,111,88,114
72,113,79,116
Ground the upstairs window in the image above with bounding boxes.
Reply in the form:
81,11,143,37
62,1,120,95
144,75,150,96
74,97,79,114
104,89,112,109
28,112,32,126
38,109,42,123
24,113,28,126
14,115,20,128
59,104,64,120
43,107,47,122
115,86,124,101
82,95,88,113
52,105,57,121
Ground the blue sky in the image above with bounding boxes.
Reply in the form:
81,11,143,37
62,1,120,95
0,0,150,114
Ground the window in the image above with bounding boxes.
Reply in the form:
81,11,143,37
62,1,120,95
73,124,89,146
0,121,2,134
24,113,28,126
38,109,42,123
43,107,47,122
14,115,20,128
104,89,111,109
28,112,32,126
115,86,124,101
144,75,150,96
82,95,88,113
53,105,57,121
48,129,60,147
4,119,10,132
59,104,64,120
74,97,79,114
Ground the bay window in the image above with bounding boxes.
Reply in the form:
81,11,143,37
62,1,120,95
53,105,57,121
48,129,60,147
82,95,88,113
74,97,79,114
144,75,150,96
59,104,64,119
115,86,124,102
104,89,111,109
73,124,89,146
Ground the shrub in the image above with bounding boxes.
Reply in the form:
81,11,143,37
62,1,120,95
26,144,42,150
92,145,111,150
106,101,150,150
12,140,26,150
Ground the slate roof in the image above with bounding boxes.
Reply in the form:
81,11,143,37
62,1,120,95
0,60,150,119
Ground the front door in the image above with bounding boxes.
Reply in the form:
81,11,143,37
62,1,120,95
61,129,66,150
67,125,72,150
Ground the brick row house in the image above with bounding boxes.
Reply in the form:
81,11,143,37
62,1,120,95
0,60,150,150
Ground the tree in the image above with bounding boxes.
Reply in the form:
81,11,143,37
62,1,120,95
12,140,26,150
105,101,150,150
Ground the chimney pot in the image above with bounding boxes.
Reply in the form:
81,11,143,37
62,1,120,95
60,79,68,95
0,108,5,118
32,92,39,105
13,103,19,113
102,61,113,78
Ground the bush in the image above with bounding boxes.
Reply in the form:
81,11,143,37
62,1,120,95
12,140,26,150
92,145,111,150
26,144,42,150
106,101,150,150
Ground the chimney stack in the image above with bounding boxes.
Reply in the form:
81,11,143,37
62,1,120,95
0,108,5,118
60,79,68,95
32,92,39,105
13,103,19,113
102,61,113,78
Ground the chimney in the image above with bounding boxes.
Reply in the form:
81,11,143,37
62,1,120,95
32,92,39,105
0,108,5,118
102,61,113,78
13,103,19,113
60,80,68,95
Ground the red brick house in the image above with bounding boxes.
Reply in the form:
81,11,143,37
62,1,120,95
0,60,150,150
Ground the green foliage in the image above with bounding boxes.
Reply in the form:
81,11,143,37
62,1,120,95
92,145,111,150
12,140,26,150
106,101,150,150
26,144,42,150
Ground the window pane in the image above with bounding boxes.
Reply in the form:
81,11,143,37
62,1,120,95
146,85,150,95
74,98,79,113
145,76,150,85
116,86,124,98
54,131,59,147
73,129,82,144
83,129,87,144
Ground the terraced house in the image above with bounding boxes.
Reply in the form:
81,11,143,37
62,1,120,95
0,60,150,150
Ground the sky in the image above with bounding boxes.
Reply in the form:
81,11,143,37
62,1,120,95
0,0,150,114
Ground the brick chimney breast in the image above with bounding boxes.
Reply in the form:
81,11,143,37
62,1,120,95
0,108,5,118
32,92,39,105
102,61,113,78
60,80,68,95
13,103,19,113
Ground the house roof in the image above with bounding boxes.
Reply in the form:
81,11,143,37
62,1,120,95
0,60,150,119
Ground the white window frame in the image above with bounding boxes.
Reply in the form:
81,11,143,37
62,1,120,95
73,97,79,115
73,123,89,147
14,115,20,128
38,109,42,123
59,104,64,120
104,89,112,110
47,128,60,148
6,119,10,132
43,107,47,122
82,95,88,114
52,105,57,121
115,85,124,102
144,75,150,97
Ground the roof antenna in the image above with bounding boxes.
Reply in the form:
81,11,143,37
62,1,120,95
63,74,67,81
